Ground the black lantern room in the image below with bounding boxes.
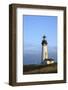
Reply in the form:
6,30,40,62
42,35,48,45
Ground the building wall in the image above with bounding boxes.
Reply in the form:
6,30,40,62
47,61,54,64
42,44,48,60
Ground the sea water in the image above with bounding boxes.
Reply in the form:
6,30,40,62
23,50,57,65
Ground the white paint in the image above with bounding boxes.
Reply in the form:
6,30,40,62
47,61,54,64
42,45,48,60
47,61,51,64
51,61,54,63
17,7,64,82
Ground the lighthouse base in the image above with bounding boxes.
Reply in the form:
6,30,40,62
42,58,54,65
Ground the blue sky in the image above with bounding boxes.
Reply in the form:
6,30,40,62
23,15,57,48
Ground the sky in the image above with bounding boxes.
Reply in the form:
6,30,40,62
23,15,57,48
23,15,57,64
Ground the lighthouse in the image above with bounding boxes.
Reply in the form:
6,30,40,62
41,35,48,63
41,35,54,64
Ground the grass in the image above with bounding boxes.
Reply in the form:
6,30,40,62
23,63,57,75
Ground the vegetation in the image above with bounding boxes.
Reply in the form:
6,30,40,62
23,63,57,74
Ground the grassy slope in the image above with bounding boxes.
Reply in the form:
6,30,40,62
23,63,57,74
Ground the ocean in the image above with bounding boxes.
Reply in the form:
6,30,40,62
23,50,57,65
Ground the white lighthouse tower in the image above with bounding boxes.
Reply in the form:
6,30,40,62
41,35,48,63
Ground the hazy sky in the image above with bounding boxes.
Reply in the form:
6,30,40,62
23,15,57,50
